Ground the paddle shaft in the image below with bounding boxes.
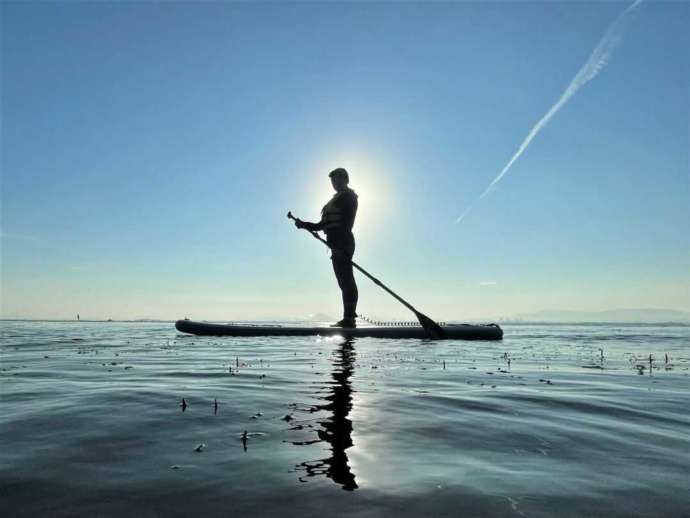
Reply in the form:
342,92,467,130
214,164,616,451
287,212,420,316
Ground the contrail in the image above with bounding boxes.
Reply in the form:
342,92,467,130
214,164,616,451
456,0,644,223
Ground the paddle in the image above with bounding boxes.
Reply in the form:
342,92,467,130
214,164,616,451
287,211,446,339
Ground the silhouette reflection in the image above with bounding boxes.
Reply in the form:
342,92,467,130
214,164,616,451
289,339,358,491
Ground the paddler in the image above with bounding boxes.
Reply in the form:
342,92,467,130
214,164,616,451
294,168,359,328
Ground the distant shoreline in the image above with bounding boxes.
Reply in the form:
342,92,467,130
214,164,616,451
1,319,688,327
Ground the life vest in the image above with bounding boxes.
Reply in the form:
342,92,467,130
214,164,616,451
321,188,356,231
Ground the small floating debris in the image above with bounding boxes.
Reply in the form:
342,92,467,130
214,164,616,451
251,411,263,419
194,443,206,452
282,414,294,422
239,431,266,439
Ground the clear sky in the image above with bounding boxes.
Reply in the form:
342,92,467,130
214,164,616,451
1,1,688,321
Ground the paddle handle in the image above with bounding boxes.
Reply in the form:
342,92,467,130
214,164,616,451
287,211,419,315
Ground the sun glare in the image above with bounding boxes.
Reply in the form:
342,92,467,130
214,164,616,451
306,152,393,240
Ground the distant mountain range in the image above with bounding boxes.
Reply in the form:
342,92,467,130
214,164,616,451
511,308,690,323
2,308,689,324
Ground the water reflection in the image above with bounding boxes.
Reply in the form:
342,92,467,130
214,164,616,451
289,339,358,491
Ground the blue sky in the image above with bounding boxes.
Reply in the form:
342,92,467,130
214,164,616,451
1,1,688,321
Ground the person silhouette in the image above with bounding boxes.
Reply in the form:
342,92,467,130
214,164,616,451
294,168,359,328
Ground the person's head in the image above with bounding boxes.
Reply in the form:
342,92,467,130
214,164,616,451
329,168,349,192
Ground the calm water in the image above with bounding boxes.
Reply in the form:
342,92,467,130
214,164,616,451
1,321,689,517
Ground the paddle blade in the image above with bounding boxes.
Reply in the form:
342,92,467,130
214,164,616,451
415,312,446,339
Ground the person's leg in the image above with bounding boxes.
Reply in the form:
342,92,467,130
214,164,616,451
331,249,358,322
342,241,358,320
339,261,358,320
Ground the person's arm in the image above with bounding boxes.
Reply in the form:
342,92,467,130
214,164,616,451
301,220,325,231
295,218,325,231
337,191,357,230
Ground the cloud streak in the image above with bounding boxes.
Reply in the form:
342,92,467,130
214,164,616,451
457,0,644,223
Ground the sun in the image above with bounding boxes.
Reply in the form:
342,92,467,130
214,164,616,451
307,153,393,240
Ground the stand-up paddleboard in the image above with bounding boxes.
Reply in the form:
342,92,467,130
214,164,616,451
175,320,503,340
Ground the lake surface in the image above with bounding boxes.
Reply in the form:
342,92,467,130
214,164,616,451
1,321,689,517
